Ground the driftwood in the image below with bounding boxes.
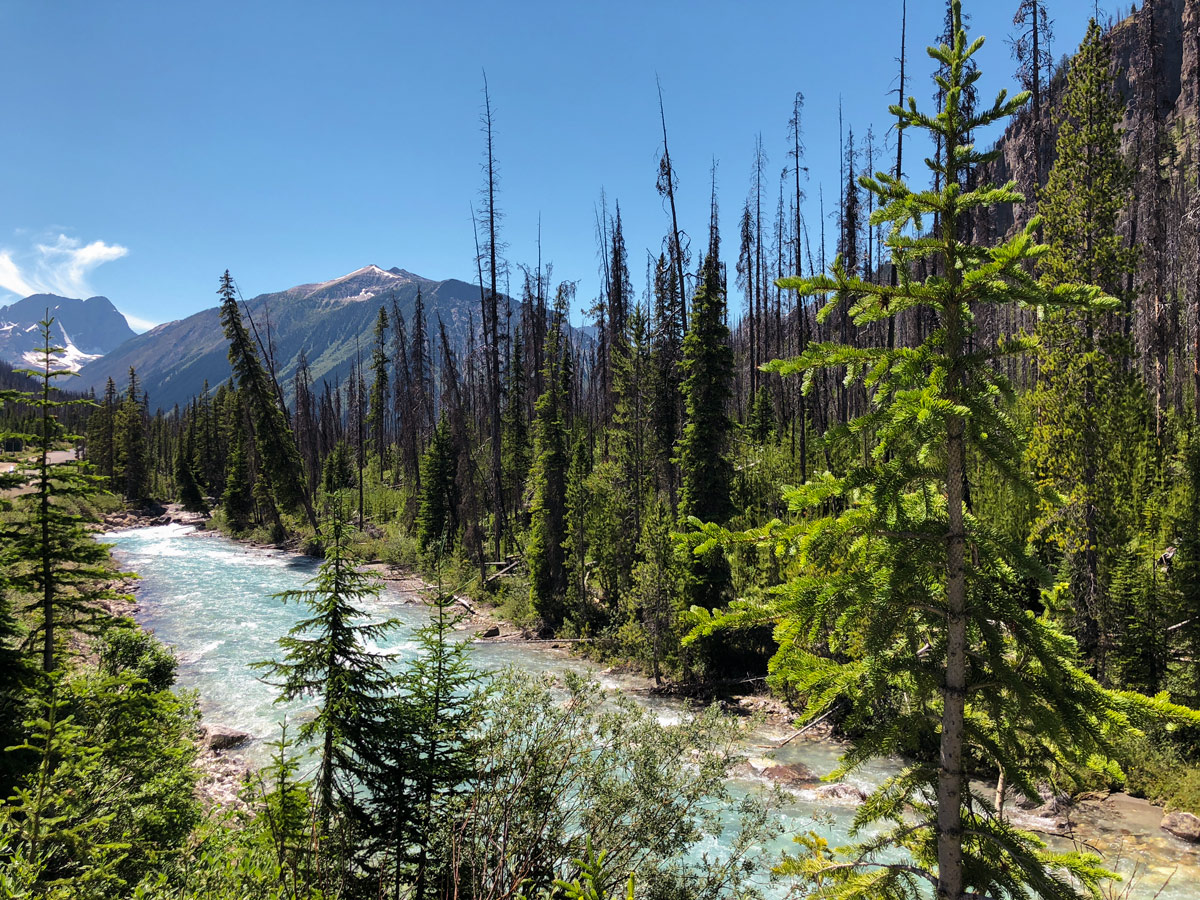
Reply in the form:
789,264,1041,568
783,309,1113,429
484,559,522,586
778,708,836,747
452,596,478,615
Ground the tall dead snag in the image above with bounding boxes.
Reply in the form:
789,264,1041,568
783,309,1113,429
788,92,809,480
479,73,506,560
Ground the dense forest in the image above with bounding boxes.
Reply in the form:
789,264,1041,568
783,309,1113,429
5,0,1200,898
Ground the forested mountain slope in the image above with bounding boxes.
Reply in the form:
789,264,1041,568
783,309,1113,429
77,265,517,411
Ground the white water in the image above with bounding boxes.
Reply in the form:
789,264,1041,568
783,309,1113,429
100,525,1200,897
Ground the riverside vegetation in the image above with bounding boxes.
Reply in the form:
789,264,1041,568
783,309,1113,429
5,1,1200,898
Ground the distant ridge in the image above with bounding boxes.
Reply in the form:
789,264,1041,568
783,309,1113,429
0,294,136,373
77,266,518,411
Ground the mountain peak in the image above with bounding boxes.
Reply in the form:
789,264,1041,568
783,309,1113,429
291,264,425,305
0,292,135,372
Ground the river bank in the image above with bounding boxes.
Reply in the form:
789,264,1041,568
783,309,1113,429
105,504,801,725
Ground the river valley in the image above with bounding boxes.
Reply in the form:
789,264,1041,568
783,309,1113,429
100,524,1200,898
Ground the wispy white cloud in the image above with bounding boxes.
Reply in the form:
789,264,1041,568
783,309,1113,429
0,232,129,302
120,311,158,333
0,252,38,297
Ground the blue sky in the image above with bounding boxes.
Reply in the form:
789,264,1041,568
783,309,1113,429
0,0,1127,331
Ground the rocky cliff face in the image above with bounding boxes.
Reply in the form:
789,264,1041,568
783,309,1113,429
975,0,1200,415
0,294,136,372
981,0,1198,237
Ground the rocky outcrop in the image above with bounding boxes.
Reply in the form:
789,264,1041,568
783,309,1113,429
980,0,1196,238
1161,810,1200,842
196,749,251,810
103,503,210,531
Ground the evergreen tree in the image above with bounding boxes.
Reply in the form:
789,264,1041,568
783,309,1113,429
691,5,1199,896
410,286,434,436
611,303,652,535
746,385,775,444
565,432,593,617
0,319,129,672
221,412,255,532
677,259,734,610
527,289,572,629
501,329,530,524
321,439,356,495
623,495,678,685
373,589,483,900
389,298,418,487
368,304,390,484
1028,18,1138,678
417,414,458,551
1171,435,1200,706
217,270,318,530
114,368,148,502
253,504,397,837
83,378,116,492
0,581,31,794
173,430,206,512
648,255,684,503
2,683,127,896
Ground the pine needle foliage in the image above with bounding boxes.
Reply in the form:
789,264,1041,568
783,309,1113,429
253,502,398,835
677,262,735,613
528,291,572,629
1024,18,1139,677
373,585,483,900
217,270,318,531
0,318,130,673
686,4,1200,898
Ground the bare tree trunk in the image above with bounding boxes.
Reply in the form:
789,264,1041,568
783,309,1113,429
937,119,967,900
481,75,505,561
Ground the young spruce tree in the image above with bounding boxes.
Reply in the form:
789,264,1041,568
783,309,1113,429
678,256,734,612
527,288,572,629
0,319,128,673
373,584,483,900
253,502,397,842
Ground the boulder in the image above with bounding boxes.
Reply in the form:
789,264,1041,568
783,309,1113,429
1005,808,1069,836
201,725,252,752
1030,793,1071,818
760,763,821,786
812,783,869,805
480,625,501,638
1161,810,1200,843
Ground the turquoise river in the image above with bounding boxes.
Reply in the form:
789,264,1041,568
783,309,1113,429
101,524,1198,897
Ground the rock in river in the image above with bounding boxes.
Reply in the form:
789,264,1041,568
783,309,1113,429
760,763,821,786
1161,810,1200,843
201,724,252,752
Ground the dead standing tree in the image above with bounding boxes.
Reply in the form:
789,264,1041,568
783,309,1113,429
478,73,507,560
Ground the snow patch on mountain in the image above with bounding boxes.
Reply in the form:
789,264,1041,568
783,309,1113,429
293,265,425,305
18,320,103,372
